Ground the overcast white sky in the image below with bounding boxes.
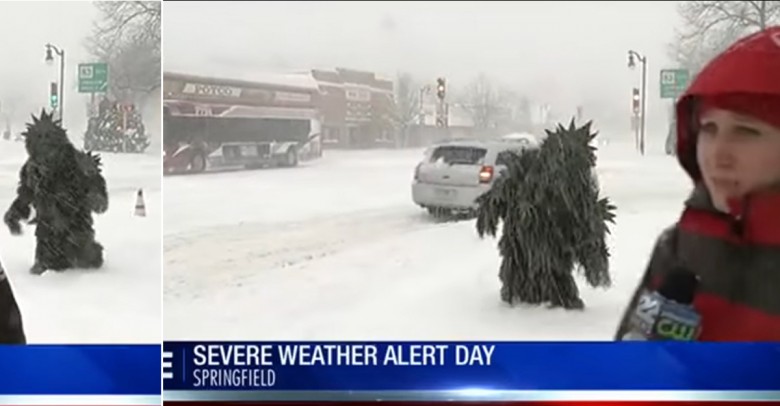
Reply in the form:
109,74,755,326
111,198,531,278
164,1,684,136
0,1,98,134
0,1,686,140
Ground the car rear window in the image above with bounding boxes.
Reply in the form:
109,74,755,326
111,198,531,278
495,148,524,166
495,151,512,166
429,146,487,165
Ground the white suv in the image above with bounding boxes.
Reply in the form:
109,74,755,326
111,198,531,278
411,138,535,217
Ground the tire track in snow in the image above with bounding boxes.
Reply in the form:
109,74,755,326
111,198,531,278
163,207,454,302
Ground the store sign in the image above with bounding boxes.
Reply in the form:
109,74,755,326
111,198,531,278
182,83,242,98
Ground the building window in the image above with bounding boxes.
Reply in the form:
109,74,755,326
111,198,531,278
324,127,340,142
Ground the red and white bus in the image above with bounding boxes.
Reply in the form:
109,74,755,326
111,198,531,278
163,72,323,174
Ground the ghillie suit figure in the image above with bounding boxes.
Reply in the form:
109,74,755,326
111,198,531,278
4,110,108,275
476,120,616,309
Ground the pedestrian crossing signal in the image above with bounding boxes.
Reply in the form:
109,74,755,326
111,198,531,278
50,82,59,109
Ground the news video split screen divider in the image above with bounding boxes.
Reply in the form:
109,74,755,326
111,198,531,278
0,1,162,405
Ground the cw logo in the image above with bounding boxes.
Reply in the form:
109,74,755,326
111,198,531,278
656,318,697,341
162,351,174,380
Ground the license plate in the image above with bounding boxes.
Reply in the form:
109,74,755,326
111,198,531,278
435,188,456,198
240,145,258,156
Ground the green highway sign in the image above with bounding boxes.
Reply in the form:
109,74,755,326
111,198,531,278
78,62,108,93
660,68,690,99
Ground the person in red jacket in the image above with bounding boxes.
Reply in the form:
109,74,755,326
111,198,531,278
615,26,780,341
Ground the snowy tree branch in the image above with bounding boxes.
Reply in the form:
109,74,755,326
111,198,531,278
668,1,779,75
84,1,161,101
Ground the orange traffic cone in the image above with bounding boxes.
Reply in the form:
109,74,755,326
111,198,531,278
134,189,146,217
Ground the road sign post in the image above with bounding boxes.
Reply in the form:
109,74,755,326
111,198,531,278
78,63,109,94
660,69,690,99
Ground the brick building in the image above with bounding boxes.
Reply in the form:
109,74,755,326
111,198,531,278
310,67,396,149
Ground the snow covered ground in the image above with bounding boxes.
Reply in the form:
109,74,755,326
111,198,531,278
164,138,691,341
0,140,161,344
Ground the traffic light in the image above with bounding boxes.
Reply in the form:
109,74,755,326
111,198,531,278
436,77,446,100
50,82,59,109
631,87,640,115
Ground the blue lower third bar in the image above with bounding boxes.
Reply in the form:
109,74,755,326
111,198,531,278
163,342,780,392
0,395,160,405
163,390,780,402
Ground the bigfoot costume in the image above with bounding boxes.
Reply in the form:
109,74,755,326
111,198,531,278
476,121,616,309
4,111,108,274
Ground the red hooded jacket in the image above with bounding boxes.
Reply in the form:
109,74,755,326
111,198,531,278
615,27,780,341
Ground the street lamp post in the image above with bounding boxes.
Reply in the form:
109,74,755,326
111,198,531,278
628,50,647,155
45,43,65,125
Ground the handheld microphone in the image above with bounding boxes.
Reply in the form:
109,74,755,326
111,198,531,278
620,269,701,341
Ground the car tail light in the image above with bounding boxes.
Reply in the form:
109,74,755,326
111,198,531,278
414,163,422,181
479,165,494,183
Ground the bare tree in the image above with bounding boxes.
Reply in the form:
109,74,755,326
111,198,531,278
1,84,34,133
390,72,421,148
0,101,10,136
462,74,509,132
85,1,161,101
669,1,780,73
500,89,534,133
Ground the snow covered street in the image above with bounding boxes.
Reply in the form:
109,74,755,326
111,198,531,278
0,141,161,344
164,140,691,341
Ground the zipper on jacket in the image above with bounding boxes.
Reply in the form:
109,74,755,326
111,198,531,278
730,214,744,237
727,198,750,304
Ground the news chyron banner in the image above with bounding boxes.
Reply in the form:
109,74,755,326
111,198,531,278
163,342,780,405
0,345,160,405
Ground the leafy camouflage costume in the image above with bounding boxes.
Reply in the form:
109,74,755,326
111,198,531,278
476,120,616,309
4,111,108,275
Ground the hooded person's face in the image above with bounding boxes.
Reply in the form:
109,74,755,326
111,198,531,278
696,108,780,212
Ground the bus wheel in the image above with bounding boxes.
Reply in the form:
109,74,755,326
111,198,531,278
285,147,298,167
189,153,207,173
